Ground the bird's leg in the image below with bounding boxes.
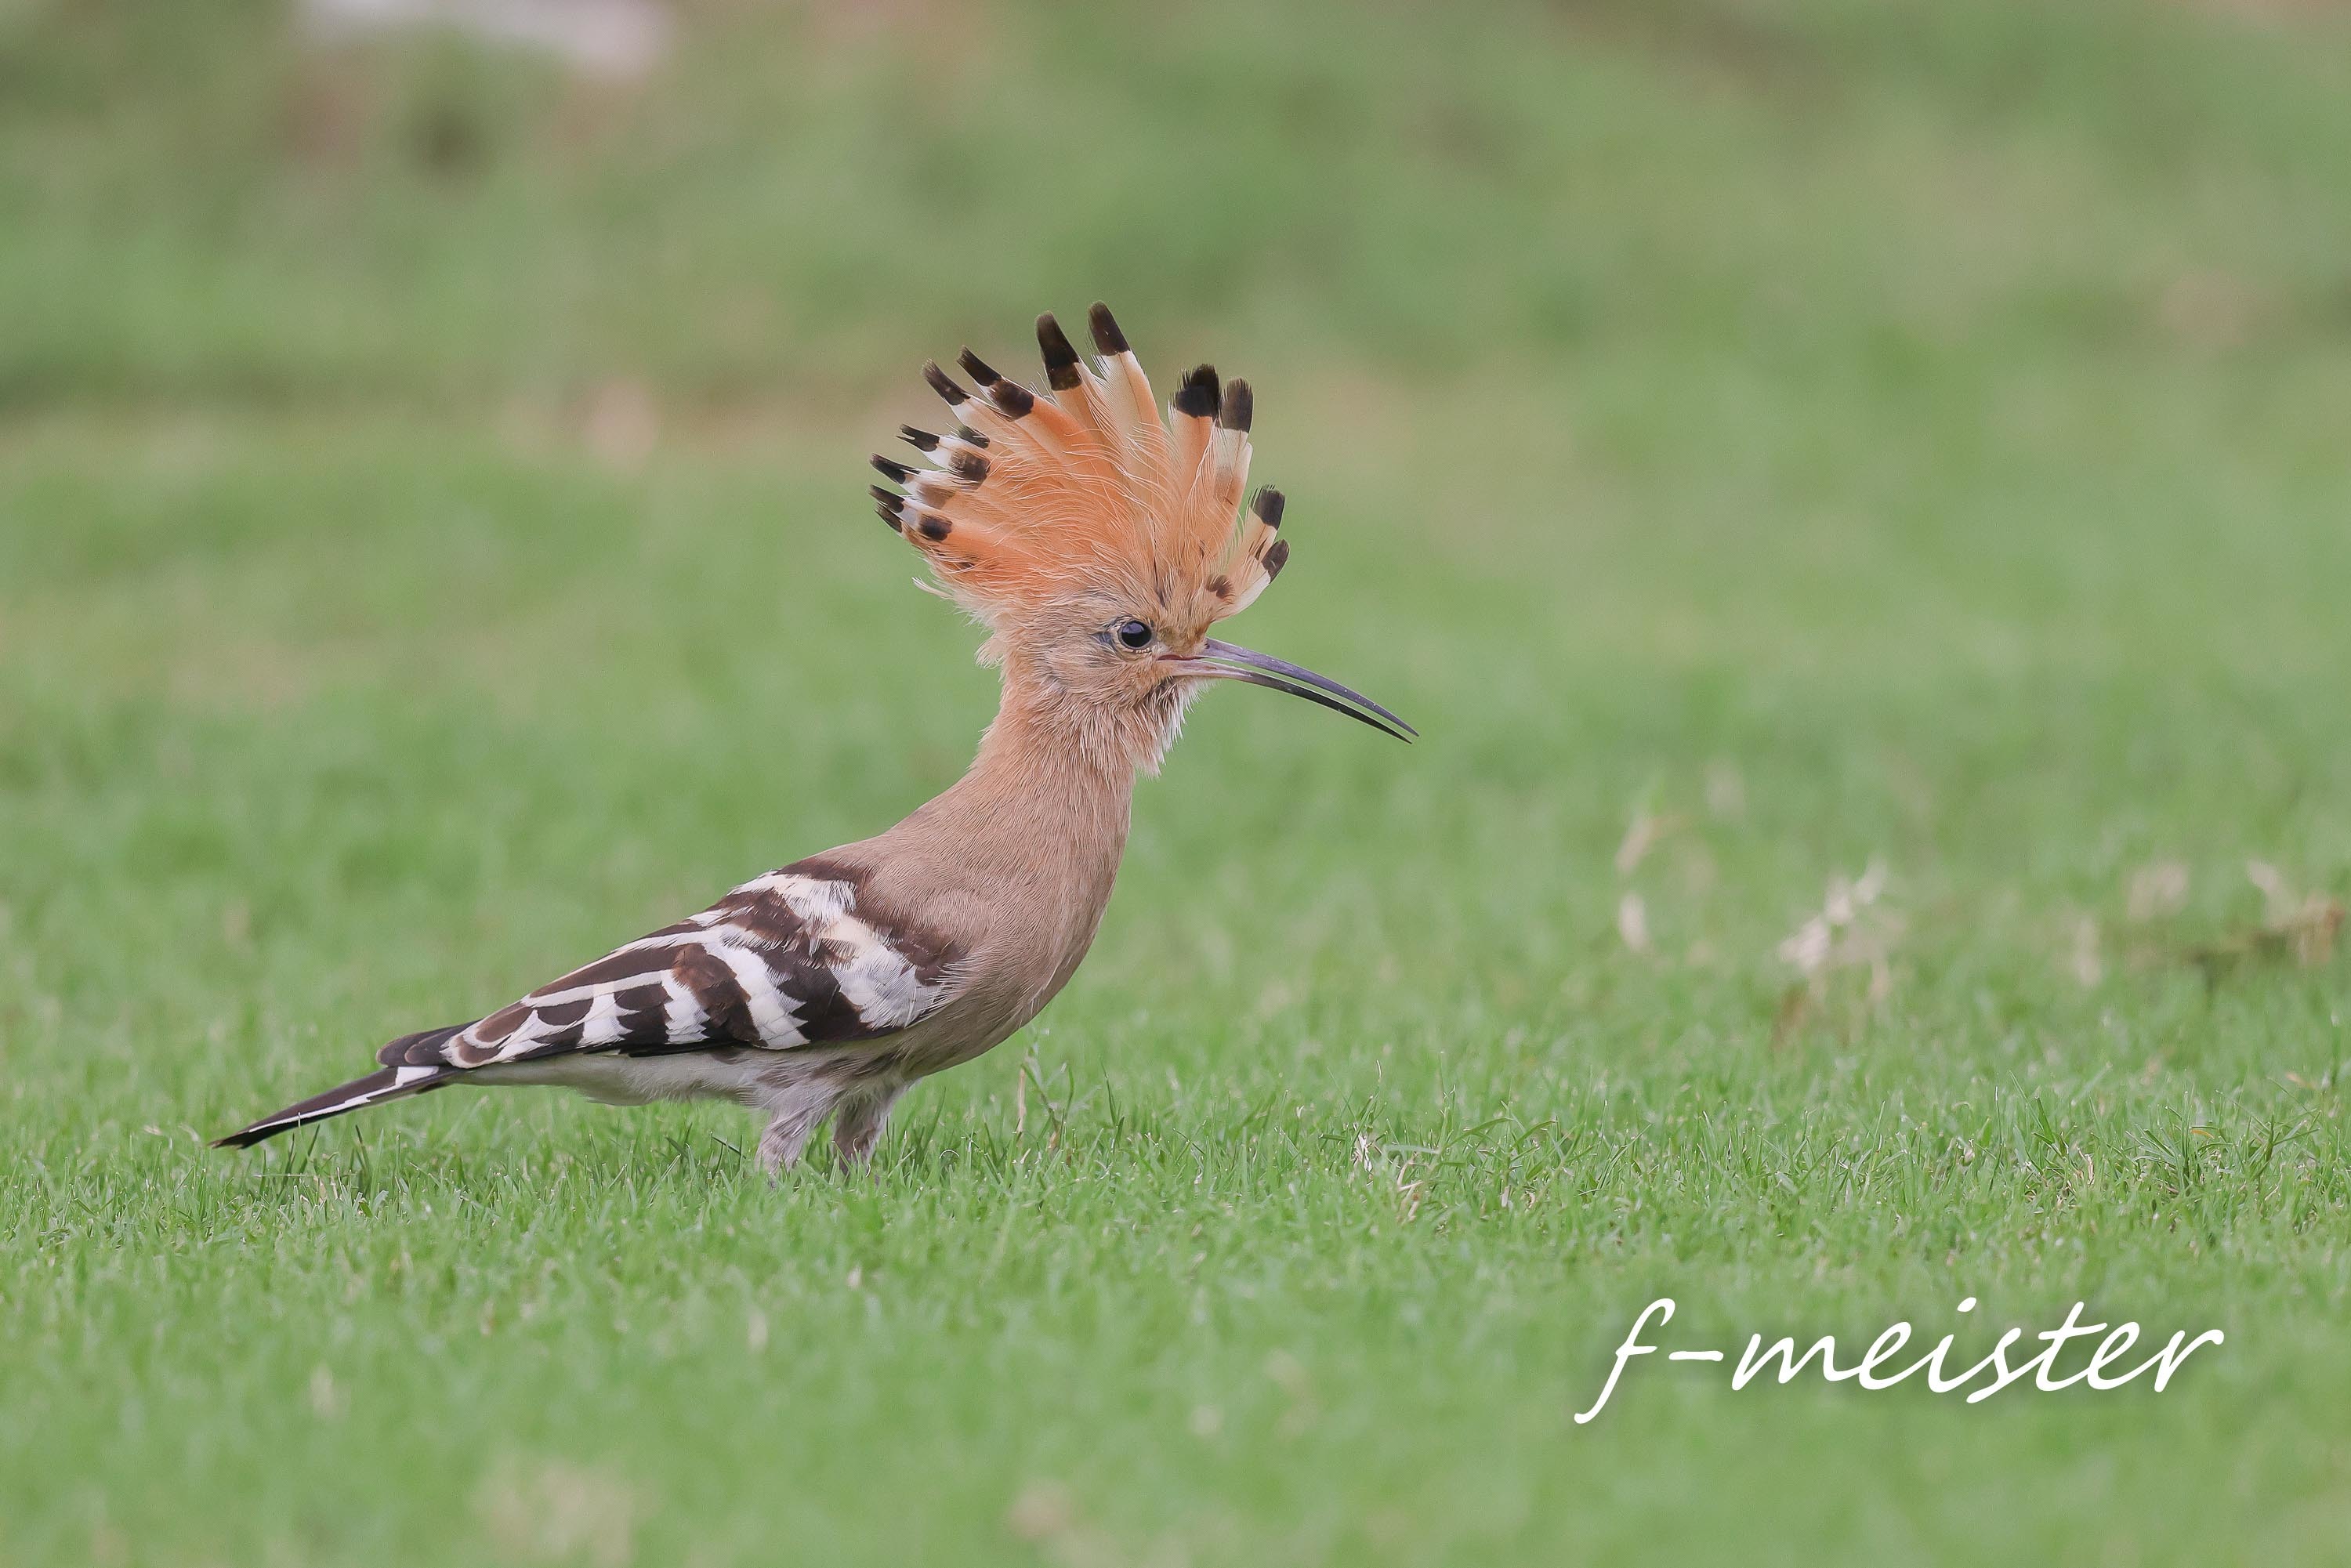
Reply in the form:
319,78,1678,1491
754,1085,835,1179
830,1084,907,1174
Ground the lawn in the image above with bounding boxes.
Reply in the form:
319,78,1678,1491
5,1,2351,1562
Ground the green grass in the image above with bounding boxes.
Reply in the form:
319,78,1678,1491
7,0,2351,1561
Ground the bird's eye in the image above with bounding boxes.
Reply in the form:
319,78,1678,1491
1114,619,1154,650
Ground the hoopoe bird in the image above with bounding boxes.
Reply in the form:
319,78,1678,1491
216,305,1412,1172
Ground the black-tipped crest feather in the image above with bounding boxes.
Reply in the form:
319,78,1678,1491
1219,378,1253,433
1087,302,1128,356
1036,313,1082,389
1173,364,1221,420
922,361,968,404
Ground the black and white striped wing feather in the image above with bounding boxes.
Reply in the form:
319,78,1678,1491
381,860,958,1075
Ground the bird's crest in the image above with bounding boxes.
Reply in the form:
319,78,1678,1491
869,305,1288,639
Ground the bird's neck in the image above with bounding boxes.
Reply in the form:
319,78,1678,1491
927,672,1147,875
856,672,1140,1004
854,663,1190,1025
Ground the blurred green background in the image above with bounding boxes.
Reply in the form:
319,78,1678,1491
5,0,2351,1563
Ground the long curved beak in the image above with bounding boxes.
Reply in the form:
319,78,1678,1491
1166,638,1416,742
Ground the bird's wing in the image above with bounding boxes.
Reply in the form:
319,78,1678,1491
380,860,959,1071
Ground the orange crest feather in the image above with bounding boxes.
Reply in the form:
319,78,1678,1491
869,306,1290,630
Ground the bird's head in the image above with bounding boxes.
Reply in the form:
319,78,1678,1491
869,305,1413,773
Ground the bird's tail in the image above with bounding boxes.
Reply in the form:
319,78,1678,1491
211,1064,451,1150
